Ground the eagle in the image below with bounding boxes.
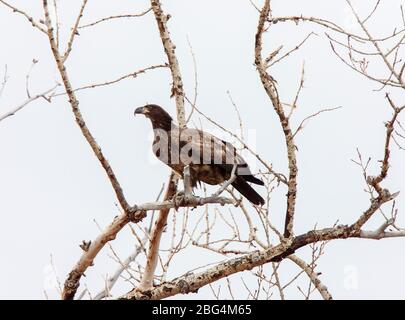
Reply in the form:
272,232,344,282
134,104,265,205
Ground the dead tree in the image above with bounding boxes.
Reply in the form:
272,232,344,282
1,0,404,300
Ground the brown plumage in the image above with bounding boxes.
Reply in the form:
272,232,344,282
134,104,265,205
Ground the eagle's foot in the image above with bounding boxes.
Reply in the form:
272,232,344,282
173,191,185,210
173,190,196,210
173,190,184,199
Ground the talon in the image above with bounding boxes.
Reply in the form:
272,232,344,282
174,190,185,198
184,193,195,204
172,190,196,210
173,193,185,210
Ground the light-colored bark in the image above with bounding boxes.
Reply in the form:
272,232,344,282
288,255,333,300
0,84,58,122
1,0,403,300
122,220,404,300
150,0,186,128
138,0,188,291
254,0,298,238
138,174,177,291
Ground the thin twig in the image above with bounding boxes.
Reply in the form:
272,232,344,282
293,106,343,138
52,64,168,97
62,0,88,62
0,0,47,33
79,8,152,29
0,84,59,122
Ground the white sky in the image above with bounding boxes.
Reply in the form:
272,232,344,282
0,0,404,299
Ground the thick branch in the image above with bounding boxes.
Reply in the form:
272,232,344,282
122,218,405,300
122,152,398,300
136,0,189,294
42,0,130,214
63,214,130,300
255,0,298,238
138,173,177,291
133,195,236,211
41,0,136,300
150,0,185,127
61,190,236,300
288,255,332,300
137,172,239,291
360,219,405,239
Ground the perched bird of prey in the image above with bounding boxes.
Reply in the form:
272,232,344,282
134,104,265,205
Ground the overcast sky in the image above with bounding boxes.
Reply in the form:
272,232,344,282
0,0,404,299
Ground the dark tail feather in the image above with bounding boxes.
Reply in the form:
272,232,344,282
219,164,264,185
243,174,264,185
232,176,265,205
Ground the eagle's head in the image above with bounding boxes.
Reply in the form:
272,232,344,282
134,104,173,130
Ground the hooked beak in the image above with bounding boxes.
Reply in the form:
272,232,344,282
134,106,146,116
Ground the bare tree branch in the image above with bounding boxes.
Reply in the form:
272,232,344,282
0,84,59,122
62,0,88,62
79,8,152,29
0,0,47,33
150,0,186,128
292,106,343,138
2,0,402,301
288,254,332,300
42,0,131,214
122,220,405,300
254,0,298,238
137,0,189,293
40,0,138,299
345,0,404,88
138,174,177,291
52,64,168,97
